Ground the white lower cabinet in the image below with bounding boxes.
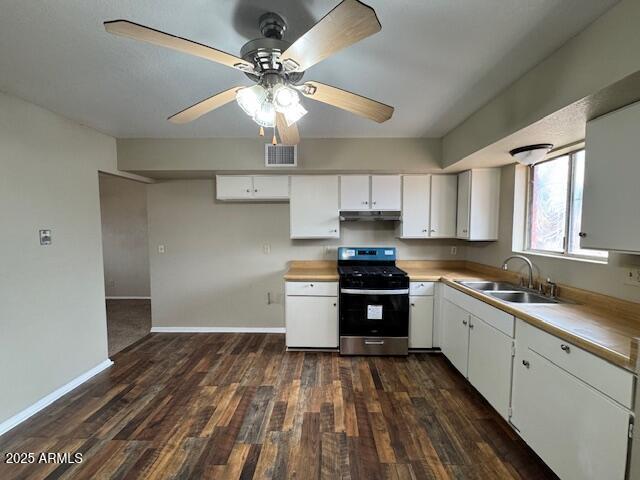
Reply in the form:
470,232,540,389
409,282,434,349
285,282,338,348
442,286,515,420
442,299,470,376
512,320,632,480
467,315,513,420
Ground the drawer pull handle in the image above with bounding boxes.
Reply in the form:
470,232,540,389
522,360,530,368
365,340,384,345
462,319,468,325
560,344,571,353
333,303,337,307
310,284,314,287
469,322,474,329
411,303,415,307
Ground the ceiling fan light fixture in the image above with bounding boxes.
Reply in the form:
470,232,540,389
236,85,267,117
283,102,308,126
273,85,299,110
253,101,276,128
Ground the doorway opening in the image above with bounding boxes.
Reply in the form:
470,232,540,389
98,173,151,355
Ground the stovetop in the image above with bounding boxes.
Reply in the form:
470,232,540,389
338,265,407,278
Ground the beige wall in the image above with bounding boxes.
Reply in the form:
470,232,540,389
117,137,442,178
465,164,640,303
147,179,464,328
0,92,142,427
99,174,150,298
443,0,640,168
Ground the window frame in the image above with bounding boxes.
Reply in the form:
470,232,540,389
524,149,608,262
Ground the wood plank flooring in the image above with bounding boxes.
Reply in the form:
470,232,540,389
0,334,557,479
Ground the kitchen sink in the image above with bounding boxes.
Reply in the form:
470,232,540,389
456,280,525,291
488,291,559,304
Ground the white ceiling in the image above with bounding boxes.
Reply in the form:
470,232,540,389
0,0,617,139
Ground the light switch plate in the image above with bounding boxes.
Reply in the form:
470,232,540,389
39,229,51,245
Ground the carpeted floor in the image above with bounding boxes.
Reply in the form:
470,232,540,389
105,299,151,356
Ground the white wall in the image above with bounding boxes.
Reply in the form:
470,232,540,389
99,173,150,298
0,92,144,427
147,179,464,328
465,164,640,303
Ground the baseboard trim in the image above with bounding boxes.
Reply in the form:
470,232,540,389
105,296,151,300
0,359,114,437
151,327,286,334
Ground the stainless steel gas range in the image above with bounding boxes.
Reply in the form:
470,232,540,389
338,247,409,355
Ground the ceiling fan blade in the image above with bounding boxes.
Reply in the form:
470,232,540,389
280,0,381,72
104,20,254,73
168,87,242,124
276,113,300,145
300,81,393,123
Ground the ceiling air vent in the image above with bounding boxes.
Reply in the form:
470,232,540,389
265,144,297,167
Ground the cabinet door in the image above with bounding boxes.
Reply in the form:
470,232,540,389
430,175,457,237
456,171,471,238
468,169,501,241
340,175,370,210
371,175,401,210
286,296,338,348
512,348,630,480
401,175,430,238
216,176,253,200
409,296,434,348
290,176,340,239
582,102,640,252
467,315,513,419
441,299,470,376
252,176,289,199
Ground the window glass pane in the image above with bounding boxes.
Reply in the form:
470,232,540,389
568,151,608,259
529,156,569,252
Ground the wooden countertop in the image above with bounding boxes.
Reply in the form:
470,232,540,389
284,260,640,372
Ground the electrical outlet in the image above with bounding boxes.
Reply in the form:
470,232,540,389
450,246,457,256
263,243,271,254
624,268,640,287
158,244,165,254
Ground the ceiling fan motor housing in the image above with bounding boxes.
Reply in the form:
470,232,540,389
240,12,304,84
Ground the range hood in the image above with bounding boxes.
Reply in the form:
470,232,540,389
339,210,402,221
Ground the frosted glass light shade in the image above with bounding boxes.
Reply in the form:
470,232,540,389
236,85,267,117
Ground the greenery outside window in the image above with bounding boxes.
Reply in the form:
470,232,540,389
526,150,608,261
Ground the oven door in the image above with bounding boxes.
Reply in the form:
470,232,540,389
339,288,409,337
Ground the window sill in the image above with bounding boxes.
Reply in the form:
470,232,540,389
513,250,608,265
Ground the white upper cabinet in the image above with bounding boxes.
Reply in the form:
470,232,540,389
340,175,401,211
400,175,431,238
252,175,290,199
582,101,640,252
340,175,370,210
216,175,253,200
456,171,471,238
290,176,340,239
429,175,457,238
456,169,501,240
371,175,401,210
216,175,289,201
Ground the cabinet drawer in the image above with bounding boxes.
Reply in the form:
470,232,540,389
444,286,514,337
410,282,435,296
286,281,338,297
517,320,634,409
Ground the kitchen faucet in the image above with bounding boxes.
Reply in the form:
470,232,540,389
501,255,534,289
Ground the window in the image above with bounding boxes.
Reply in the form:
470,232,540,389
526,150,607,260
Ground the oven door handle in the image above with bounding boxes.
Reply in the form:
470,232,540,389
340,288,409,295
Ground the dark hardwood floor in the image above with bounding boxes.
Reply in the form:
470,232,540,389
0,333,557,479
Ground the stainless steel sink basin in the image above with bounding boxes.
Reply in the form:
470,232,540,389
456,280,524,291
488,291,559,304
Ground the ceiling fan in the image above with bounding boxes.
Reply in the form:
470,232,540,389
104,0,394,145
